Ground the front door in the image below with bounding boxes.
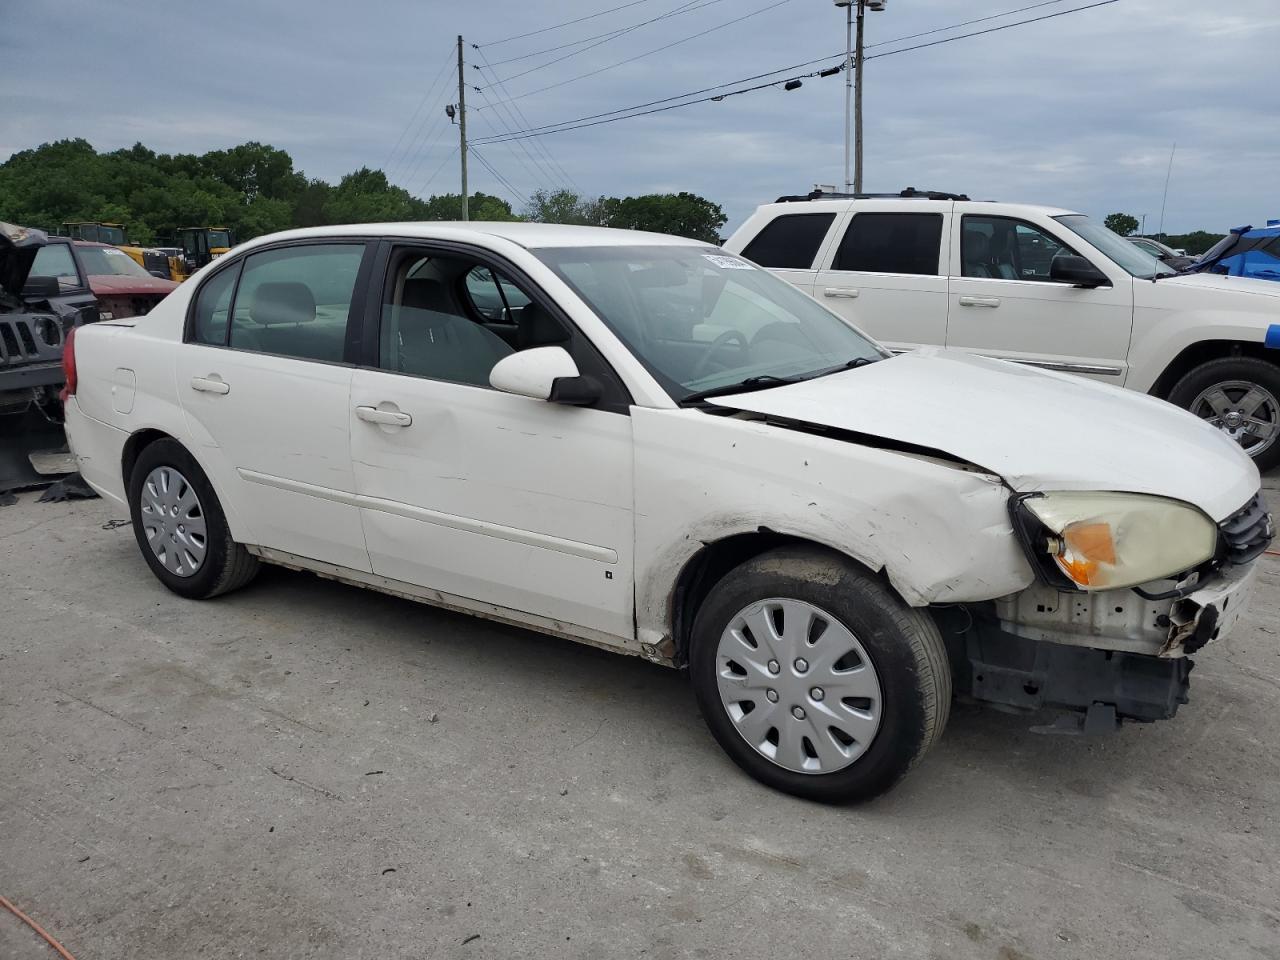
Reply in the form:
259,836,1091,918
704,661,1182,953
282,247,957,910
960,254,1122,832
174,240,373,571
349,245,635,640
944,209,1134,383
811,202,952,352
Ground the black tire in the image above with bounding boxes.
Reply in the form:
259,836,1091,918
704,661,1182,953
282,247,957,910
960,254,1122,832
127,438,259,599
689,546,950,804
1167,357,1280,472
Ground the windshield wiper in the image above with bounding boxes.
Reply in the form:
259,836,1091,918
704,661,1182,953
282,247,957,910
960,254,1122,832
681,374,803,405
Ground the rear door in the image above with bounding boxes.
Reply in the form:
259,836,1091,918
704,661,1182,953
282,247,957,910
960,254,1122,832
812,202,951,352
174,239,375,571
944,208,1133,382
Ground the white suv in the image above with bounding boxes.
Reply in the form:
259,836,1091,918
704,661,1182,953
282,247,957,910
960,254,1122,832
725,190,1280,470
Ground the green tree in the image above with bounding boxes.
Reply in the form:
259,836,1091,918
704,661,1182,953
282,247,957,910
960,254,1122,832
602,191,727,244
1104,212,1139,237
524,188,609,226
420,192,519,221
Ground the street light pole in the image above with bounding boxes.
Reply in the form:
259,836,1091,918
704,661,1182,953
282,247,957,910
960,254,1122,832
835,1,884,194
457,34,468,221
843,1,853,192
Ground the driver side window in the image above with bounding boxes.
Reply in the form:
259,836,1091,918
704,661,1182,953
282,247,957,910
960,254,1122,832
962,215,1077,281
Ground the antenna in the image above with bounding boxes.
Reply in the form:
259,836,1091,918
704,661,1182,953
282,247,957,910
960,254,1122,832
1157,142,1176,240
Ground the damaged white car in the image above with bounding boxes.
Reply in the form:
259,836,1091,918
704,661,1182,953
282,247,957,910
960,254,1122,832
62,223,1272,802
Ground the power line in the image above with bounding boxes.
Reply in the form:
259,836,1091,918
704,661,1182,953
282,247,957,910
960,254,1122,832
481,0,792,109
469,102,561,191
471,45,581,190
486,0,724,84
383,46,456,181
473,0,1120,144
471,148,530,207
481,0,660,47
414,144,460,197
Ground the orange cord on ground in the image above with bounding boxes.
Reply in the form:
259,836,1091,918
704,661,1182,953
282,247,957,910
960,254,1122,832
0,895,79,960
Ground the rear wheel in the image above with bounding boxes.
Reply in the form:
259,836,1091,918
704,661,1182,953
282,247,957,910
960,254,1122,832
127,438,258,599
689,546,950,803
1168,358,1280,471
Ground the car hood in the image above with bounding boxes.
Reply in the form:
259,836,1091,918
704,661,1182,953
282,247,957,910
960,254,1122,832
87,273,179,296
0,221,47,301
709,348,1259,522
1153,270,1280,301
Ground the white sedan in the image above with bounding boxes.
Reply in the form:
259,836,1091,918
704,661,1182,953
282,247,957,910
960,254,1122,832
63,222,1272,802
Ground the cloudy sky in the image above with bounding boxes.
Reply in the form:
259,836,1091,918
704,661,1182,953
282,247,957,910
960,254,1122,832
2,0,1276,233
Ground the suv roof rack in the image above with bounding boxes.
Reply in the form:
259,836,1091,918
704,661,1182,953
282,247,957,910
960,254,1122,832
775,187,971,203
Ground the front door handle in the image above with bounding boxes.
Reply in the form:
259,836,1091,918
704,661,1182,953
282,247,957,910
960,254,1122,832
958,296,1001,308
190,375,230,395
823,287,860,299
355,405,412,427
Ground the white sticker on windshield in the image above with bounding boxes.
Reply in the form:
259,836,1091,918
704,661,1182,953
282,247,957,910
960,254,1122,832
103,248,129,257
702,254,755,270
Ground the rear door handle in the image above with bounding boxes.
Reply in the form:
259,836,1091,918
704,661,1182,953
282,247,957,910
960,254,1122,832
355,405,412,427
823,287,859,299
958,296,1001,308
190,376,230,395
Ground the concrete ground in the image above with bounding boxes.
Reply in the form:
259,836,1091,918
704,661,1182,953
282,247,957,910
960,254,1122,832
2,481,1279,960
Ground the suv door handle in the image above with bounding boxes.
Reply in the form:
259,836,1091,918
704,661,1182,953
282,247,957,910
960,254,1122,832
958,296,1001,308
355,405,412,427
190,376,230,395
823,287,859,299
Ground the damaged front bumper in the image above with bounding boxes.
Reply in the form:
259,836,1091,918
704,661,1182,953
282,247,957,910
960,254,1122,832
950,560,1261,729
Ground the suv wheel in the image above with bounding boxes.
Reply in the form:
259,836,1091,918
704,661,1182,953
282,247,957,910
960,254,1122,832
689,546,951,803
128,438,259,599
1168,358,1280,471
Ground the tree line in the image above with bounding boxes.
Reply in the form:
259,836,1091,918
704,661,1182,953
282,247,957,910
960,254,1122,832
0,139,728,245
1103,212,1221,255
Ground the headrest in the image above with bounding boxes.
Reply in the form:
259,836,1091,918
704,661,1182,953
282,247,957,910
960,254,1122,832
964,230,991,261
517,302,569,349
402,277,453,315
250,281,315,326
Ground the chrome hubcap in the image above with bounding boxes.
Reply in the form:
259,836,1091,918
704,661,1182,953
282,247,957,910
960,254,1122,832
715,598,882,775
1191,380,1279,457
140,466,207,578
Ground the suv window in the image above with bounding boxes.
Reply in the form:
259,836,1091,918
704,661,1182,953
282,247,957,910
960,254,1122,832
226,244,364,362
833,213,942,275
741,213,835,269
30,243,83,290
962,215,1077,281
379,251,566,388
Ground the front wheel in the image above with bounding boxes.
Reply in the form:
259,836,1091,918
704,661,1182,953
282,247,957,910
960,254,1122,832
689,547,951,803
1168,357,1280,472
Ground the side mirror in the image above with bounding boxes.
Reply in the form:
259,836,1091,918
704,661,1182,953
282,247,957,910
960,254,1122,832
489,346,601,406
1050,254,1110,288
22,276,61,300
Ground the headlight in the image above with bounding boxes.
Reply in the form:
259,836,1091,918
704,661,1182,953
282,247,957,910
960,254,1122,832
1015,492,1217,591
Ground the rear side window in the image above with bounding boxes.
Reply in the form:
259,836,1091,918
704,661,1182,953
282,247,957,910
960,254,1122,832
227,244,365,363
740,213,835,269
192,263,239,345
31,243,83,290
833,212,943,275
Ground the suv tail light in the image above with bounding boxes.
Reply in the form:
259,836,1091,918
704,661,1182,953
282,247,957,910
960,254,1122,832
60,325,78,402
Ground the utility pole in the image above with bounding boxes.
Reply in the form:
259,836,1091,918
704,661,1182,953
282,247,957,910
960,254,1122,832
835,1,885,194
457,34,468,221
853,0,864,193
843,1,853,192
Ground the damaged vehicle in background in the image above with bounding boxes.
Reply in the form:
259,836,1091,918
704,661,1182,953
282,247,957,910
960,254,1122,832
33,238,177,320
0,223,95,491
62,223,1272,802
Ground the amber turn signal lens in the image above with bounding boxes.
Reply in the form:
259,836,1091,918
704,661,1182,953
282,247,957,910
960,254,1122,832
1056,521,1117,587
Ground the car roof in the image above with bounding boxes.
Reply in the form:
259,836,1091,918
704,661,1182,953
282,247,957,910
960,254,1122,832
237,222,710,251
751,198,1082,218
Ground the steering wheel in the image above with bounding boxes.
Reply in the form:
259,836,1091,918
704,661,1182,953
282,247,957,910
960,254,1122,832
691,329,750,380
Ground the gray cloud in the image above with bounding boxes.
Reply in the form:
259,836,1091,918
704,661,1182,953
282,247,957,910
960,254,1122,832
2,0,1276,233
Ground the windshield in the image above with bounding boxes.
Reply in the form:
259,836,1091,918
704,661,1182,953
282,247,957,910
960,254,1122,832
208,230,231,248
1054,215,1175,278
76,245,153,278
533,245,886,401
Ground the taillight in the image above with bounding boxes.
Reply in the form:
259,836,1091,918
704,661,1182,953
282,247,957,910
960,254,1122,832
60,325,78,402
